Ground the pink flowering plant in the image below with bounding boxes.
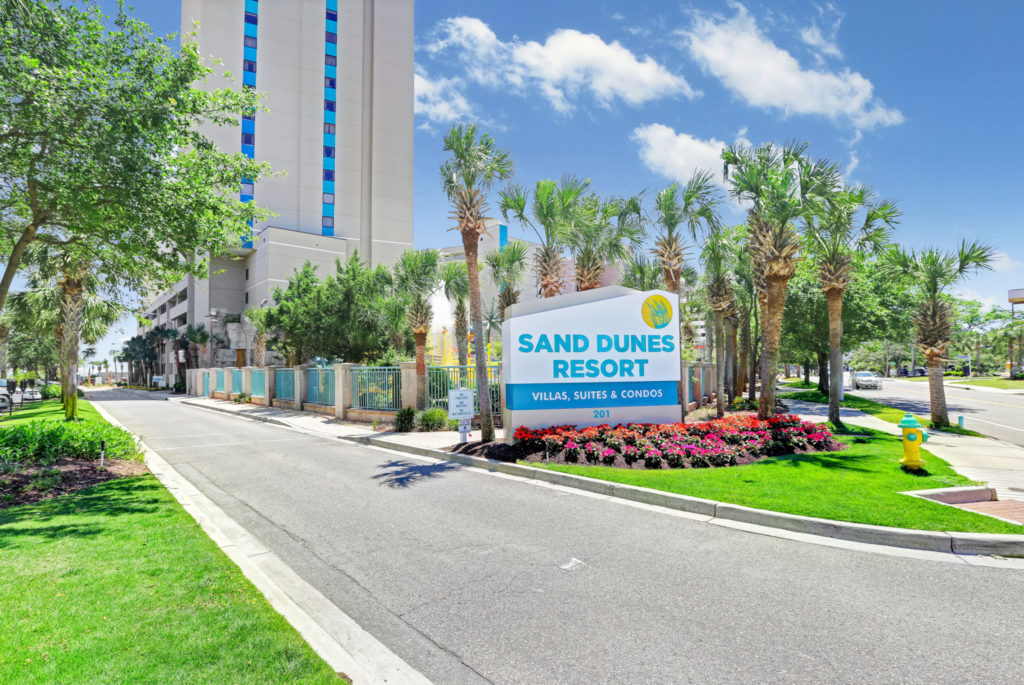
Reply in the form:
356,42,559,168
514,414,841,470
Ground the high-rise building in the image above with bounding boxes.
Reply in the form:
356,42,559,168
141,0,414,376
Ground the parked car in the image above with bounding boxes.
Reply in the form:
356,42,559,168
911,367,926,377
852,371,883,390
0,392,10,412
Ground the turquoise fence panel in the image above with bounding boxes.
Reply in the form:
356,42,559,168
215,368,224,392
351,366,401,410
275,368,294,401
251,368,266,397
231,369,242,394
426,365,500,415
306,367,335,405
202,372,209,396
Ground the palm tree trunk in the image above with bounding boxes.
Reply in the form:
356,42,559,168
758,277,787,419
58,272,86,421
737,310,749,399
825,289,844,426
927,352,949,427
714,311,725,418
748,300,759,403
454,299,469,367
464,233,495,441
816,352,829,394
726,316,737,404
414,331,427,410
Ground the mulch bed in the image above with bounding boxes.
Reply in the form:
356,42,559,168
0,458,149,509
446,441,520,462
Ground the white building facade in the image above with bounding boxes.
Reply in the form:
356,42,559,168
142,0,414,377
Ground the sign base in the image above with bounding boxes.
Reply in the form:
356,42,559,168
504,404,682,444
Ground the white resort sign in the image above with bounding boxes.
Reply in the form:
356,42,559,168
502,287,682,441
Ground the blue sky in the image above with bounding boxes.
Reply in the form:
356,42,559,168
90,0,1022,355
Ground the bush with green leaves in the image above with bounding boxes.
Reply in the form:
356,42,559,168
39,384,60,400
417,407,448,432
0,420,142,465
394,407,416,432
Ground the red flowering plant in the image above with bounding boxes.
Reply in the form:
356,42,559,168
514,414,840,469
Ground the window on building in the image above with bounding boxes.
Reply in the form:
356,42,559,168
324,123,336,134
323,192,335,203
326,9,338,21
325,55,337,66
243,60,257,72
241,182,254,194
245,268,249,280
322,216,335,228
242,112,255,121
245,292,249,304
244,36,257,48
324,100,335,112
326,31,337,44
323,146,334,158
244,12,258,25
325,77,336,88
323,169,335,181
242,133,255,145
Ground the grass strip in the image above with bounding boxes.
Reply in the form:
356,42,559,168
0,476,342,683
783,390,986,437
0,399,104,426
529,433,1023,534
951,378,1024,391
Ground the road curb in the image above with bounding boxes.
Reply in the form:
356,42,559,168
179,397,1024,559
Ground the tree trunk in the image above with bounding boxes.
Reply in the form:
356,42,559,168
725,316,737,404
817,351,829,395
883,342,890,377
927,352,949,427
758,276,788,419
463,231,495,441
825,289,844,426
454,299,469,367
714,311,725,418
737,310,749,398
0,222,39,314
414,331,427,410
803,359,811,385
748,300,759,403
58,271,86,421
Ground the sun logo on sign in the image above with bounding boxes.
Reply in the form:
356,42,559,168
641,294,672,329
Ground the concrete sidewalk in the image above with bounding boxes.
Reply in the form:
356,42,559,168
787,399,1024,502
888,378,1024,395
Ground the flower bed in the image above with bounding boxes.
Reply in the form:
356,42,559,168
512,414,842,469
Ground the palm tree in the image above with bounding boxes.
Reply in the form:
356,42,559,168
701,226,740,418
485,239,529,321
884,241,994,427
651,173,722,293
181,324,210,370
439,261,471,367
483,300,501,345
441,124,515,441
564,194,645,291
618,251,663,291
805,187,900,425
376,295,410,356
500,176,589,298
393,249,443,409
722,141,840,418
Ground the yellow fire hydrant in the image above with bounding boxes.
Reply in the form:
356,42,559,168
898,413,928,470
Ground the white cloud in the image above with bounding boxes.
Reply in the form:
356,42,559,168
426,16,694,114
800,25,841,61
955,288,1000,311
610,12,625,21
631,123,727,185
684,3,902,130
800,3,844,64
992,251,1022,276
413,65,474,125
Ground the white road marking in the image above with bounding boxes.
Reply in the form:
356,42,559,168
966,417,1024,434
560,558,587,571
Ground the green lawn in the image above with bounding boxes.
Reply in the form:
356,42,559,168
530,432,1024,534
0,398,103,426
783,390,986,437
0,476,342,683
952,378,1024,391
777,380,816,390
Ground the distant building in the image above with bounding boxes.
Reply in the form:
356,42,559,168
141,0,414,379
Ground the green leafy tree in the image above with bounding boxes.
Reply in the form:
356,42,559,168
316,254,393,363
441,125,515,441
266,263,321,366
884,241,995,426
0,0,272,313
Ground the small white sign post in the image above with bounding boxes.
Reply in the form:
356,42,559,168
448,387,475,443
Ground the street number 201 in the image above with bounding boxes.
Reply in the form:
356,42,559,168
593,409,610,419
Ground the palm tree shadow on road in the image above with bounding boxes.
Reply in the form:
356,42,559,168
372,459,464,488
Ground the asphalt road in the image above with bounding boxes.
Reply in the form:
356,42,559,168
848,379,1024,447
96,391,1024,684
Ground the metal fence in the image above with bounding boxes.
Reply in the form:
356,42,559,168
251,368,266,398
231,369,242,394
202,371,209,396
275,368,294,401
215,368,224,393
306,367,335,405
351,366,401,410
427,365,500,415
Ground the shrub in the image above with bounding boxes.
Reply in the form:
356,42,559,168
173,381,186,393
0,420,142,465
394,407,416,432
39,384,61,400
417,407,448,432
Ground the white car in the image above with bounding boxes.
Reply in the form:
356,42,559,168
852,371,882,390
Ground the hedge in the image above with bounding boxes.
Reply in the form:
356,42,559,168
0,420,142,465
